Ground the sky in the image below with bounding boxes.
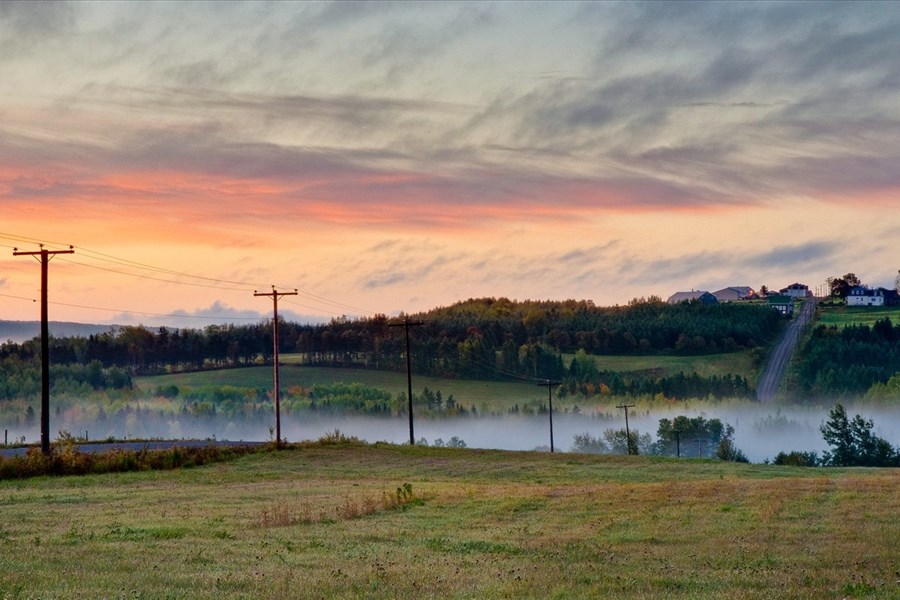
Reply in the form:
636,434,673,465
2,1,900,328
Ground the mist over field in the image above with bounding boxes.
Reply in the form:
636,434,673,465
5,402,898,464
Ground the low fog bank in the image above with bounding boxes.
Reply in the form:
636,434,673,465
280,405,899,463
4,404,898,464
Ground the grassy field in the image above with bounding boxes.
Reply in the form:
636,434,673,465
134,350,758,414
0,443,897,599
816,305,900,328
134,364,550,413
577,350,756,380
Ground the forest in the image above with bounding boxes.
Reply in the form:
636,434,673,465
792,318,900,400
0,298,779,406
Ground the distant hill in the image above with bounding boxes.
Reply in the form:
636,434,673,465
0,321,117,344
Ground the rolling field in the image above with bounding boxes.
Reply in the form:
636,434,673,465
134,350,758,415
816,305,900,328
1,443,897,599
577,350,757,380
135,364,549,414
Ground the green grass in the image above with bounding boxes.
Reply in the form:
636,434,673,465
816,305,900,328
0,444,897,599
574,350,757,379
135,351,758,414
136,364,549,413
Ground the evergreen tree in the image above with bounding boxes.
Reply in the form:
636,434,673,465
821,403,899,467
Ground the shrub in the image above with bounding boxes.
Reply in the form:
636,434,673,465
0,443,262,480
773,451,819,467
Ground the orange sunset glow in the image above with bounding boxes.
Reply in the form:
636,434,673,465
2,2,899,327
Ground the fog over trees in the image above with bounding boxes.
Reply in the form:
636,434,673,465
1,297,899,464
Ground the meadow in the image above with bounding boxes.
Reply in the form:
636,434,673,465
576,350,757,380
134,350,758,415
1,442,897,599
816,305,900,328
136,363,555,415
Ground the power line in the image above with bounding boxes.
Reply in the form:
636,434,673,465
1,232,376,319
68,244,374,315
462,352,537,383
0,232,377,316
284,292,375,317
0,292,36,303
0,233,73,251
0,233,264,289
56,257,254,292
75,246,262,288
45,300,264,321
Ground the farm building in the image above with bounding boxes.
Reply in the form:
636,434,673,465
768,295,794,316
779,282,809,298
712,286,757,302
666,291,718,305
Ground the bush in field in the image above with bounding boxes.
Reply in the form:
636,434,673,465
604,428,653,455
431,436,467,448
570,429,652,455
571,432,608,454
715,426,749,463
773,451,820,467
315,429,364,446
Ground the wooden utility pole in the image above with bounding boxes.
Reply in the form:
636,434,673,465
616,403,636,455
254,287,297,448
14,245,74,455
389,317,423,445
537,379,561,452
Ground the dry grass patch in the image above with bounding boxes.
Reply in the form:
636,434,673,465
258,482,422,527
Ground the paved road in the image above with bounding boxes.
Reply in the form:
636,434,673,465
0,439,264,459
756,297,818,403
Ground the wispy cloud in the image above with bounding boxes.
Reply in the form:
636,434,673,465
2,2,899,321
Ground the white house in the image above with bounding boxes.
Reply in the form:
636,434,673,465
779,283,809,299
846,286,885,307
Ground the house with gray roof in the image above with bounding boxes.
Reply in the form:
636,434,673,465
666,291,718,305
712,286,757,302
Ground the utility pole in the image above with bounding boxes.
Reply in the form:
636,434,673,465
254,287,297,448
14,245,74,455
537,379,561,452
616,403,636,455
674,429,682,458
389,317,423,445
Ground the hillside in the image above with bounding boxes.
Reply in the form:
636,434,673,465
0,320,116,344
0,443,897,599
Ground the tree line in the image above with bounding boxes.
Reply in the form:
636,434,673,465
571,414,748,461
0,297,779,400
792,318,900,399
557,350,753,400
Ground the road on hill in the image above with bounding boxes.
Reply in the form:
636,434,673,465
756,296,818,403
